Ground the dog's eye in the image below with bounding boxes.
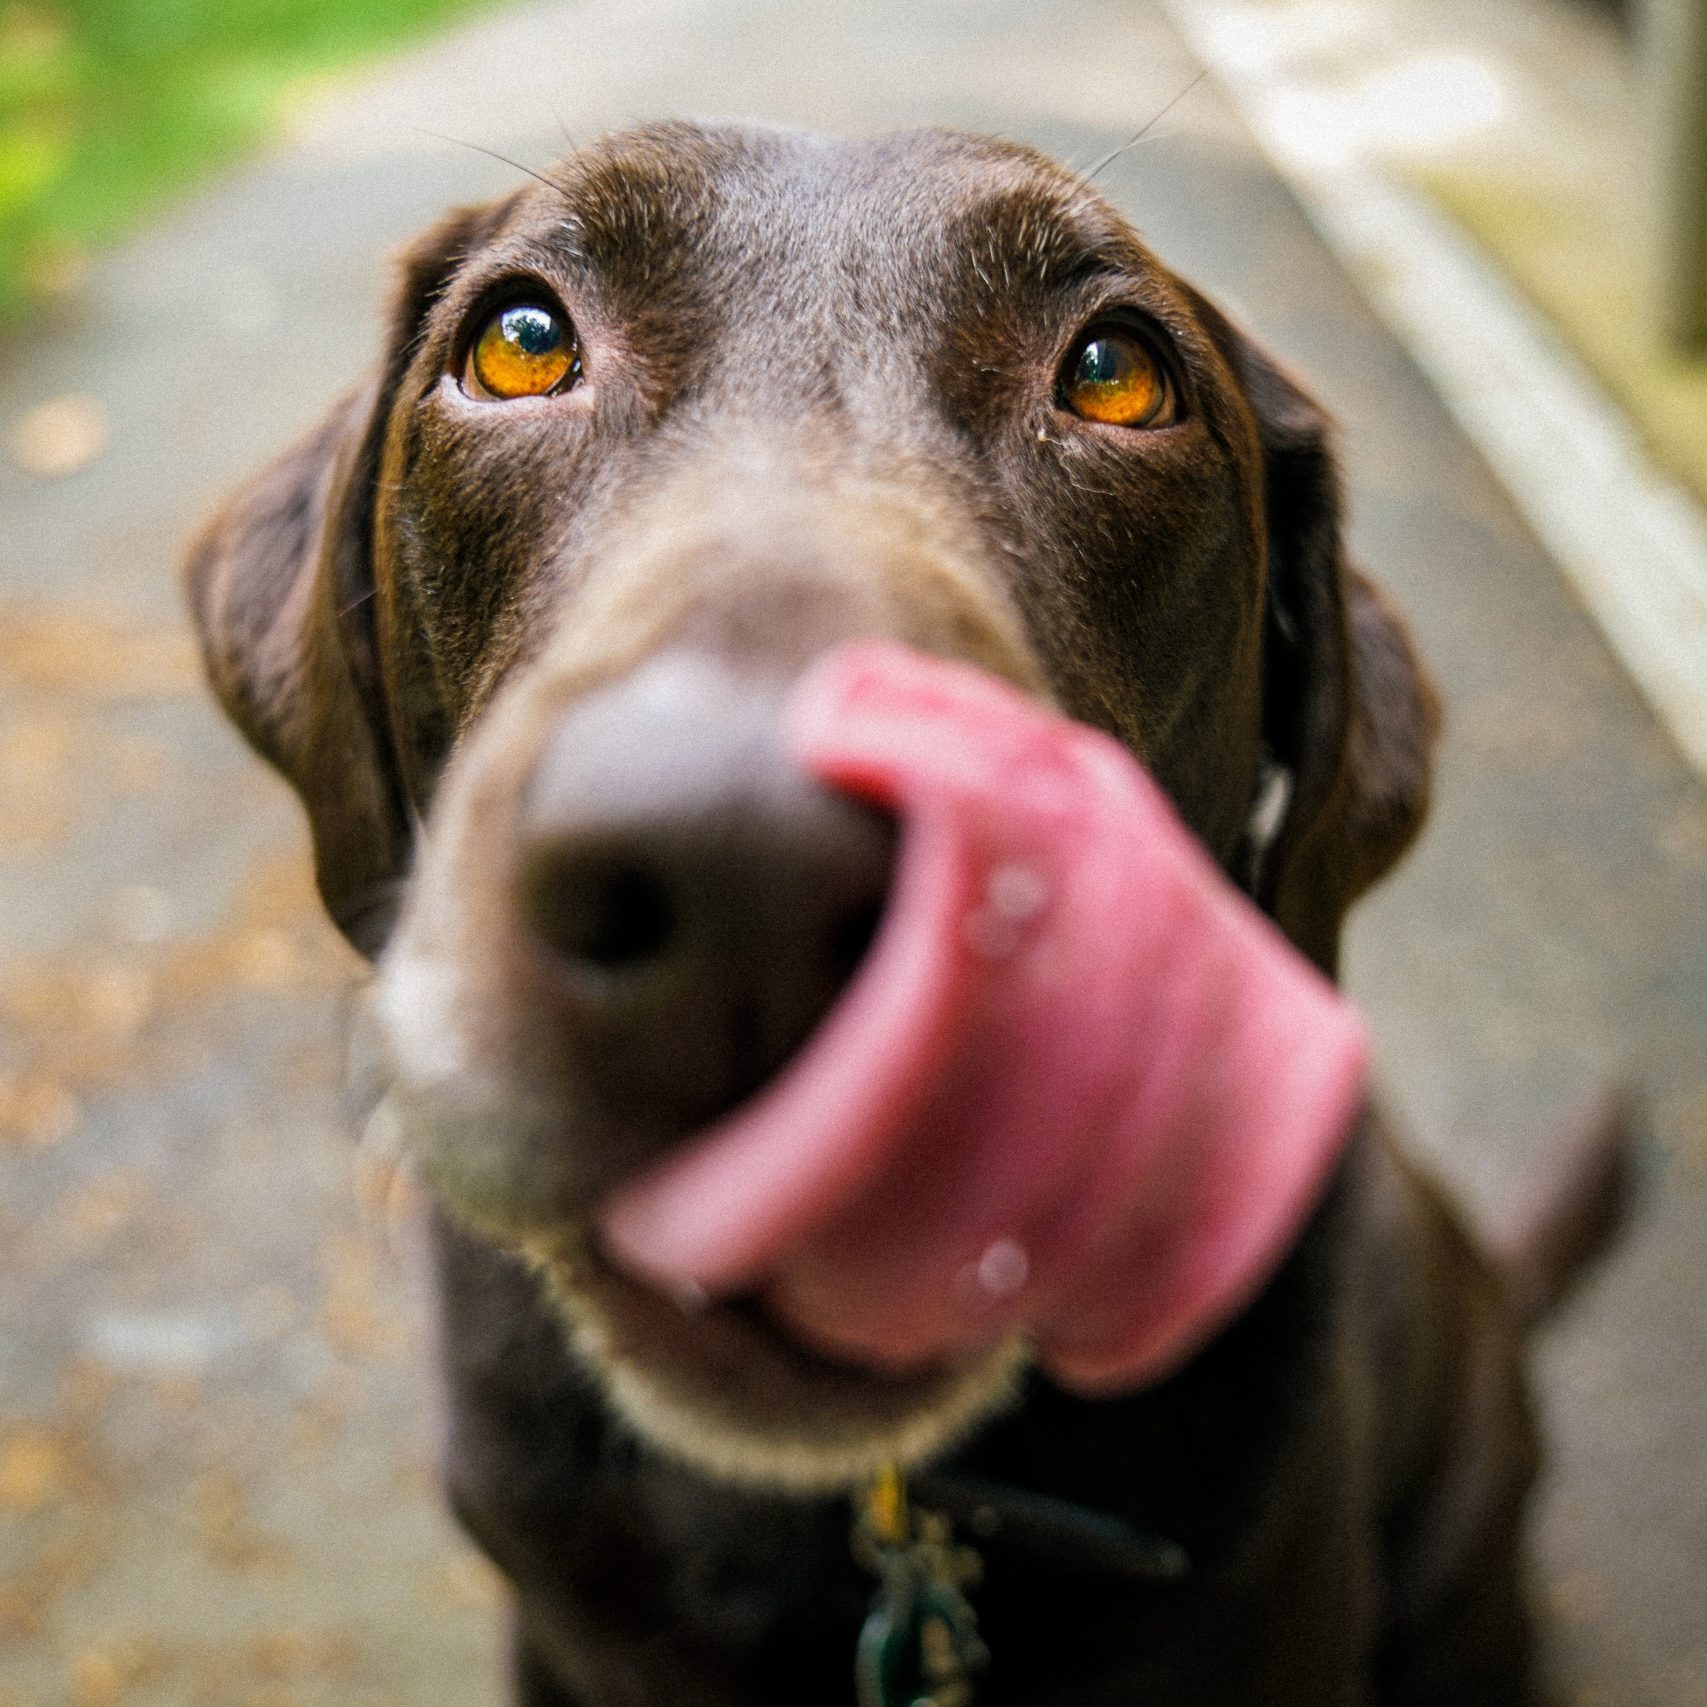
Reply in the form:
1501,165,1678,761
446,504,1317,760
1059,328,1175,429
464,303,580,400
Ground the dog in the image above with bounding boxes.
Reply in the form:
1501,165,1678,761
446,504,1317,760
185,122,1629,1706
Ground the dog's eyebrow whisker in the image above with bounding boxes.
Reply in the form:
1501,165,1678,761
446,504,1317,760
337,586,377,622
1082,69,1211,184
416,129,577,205
552,109,583,156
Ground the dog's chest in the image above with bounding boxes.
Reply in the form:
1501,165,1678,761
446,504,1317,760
435,1211,1371,1707
508,1495,1371,1707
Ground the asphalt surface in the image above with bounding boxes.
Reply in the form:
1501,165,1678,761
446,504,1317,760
1,0,1702,1702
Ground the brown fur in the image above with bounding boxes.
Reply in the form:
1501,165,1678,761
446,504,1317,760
186,123,1624,1705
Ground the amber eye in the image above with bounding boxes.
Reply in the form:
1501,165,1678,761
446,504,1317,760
1059,327,1175,428
464,302,579,400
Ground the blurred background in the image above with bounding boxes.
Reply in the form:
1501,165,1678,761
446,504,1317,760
1,0,1703,1703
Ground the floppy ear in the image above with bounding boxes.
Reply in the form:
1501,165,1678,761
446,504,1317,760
184,198,515,957
1233,335,1442,978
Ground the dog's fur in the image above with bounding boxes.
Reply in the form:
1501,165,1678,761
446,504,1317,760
186,124,1622,1705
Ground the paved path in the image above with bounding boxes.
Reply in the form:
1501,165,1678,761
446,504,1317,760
1,1,1702,1702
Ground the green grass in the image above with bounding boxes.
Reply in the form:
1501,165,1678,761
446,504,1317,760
0,0,503,325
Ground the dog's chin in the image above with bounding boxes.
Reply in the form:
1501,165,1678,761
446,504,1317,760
525,1231,1027,1494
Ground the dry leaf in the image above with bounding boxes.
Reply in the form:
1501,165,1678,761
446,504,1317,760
0,1423,76,1513
0,604,199,702
9,395,110,479
0,1074,79,1148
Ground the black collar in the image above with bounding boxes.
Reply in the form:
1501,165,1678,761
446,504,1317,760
910,1471,1189,1584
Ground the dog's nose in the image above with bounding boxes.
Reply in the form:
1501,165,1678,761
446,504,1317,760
514,654,897,1134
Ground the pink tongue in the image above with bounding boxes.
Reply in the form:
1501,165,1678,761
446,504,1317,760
598,643,1368,1394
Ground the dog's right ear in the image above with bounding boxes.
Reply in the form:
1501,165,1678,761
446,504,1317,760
1233,342,1440,978
184,197,517,957
1183,290,1441,977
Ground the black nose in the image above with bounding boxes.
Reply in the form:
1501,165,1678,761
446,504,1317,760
514,653,897,1136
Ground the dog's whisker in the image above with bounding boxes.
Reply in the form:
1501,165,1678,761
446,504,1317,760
1081,69,1211,184
551,106,582,154
415,129,577,205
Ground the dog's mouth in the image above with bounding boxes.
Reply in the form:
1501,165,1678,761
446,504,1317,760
511,741,1029,1490
385,641,1365,1488
527,1226,1028,1493
592,642,1367,1394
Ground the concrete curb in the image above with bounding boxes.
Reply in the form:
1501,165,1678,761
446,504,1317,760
1165,0,1707,783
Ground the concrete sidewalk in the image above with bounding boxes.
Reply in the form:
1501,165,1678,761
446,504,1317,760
1,0,1702,1702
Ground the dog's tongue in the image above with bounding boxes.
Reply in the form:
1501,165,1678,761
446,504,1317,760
598,643,1367,1394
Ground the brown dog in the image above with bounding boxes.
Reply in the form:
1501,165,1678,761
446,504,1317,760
186,123,1624,1706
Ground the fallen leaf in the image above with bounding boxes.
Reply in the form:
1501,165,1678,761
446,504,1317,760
246,1627,359,1681
0,1423,75,1513
0,603,199,702
0,1073,79,1148
190,1473,295,1577
422,1552,502,1612
59,1170,150,1247
68,1651,123,1707
9,394,109,479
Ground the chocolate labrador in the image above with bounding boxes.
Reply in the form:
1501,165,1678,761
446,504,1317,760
185,123,1626,1706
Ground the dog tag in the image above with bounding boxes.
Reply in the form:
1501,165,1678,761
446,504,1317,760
854,1466,987,1707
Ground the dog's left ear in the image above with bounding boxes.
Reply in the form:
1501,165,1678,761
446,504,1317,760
184,197,518,956
1225,326,1442,977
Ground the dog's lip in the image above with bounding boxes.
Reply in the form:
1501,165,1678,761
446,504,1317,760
555,1234,960,1389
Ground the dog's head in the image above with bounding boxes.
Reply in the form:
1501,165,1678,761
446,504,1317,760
186,123,1437,1489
